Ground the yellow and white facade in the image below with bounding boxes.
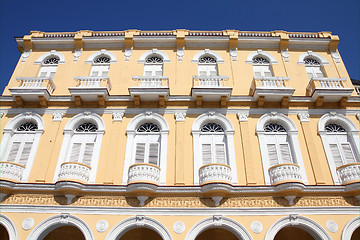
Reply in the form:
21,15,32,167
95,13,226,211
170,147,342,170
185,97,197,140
0,29,359,240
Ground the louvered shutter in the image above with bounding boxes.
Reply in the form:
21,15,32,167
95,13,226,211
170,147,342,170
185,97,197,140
70,143,81,162
148,142,159,165
279,144,292,164
18,142,33,166
267,144,279,166
202,144,212,165
305,66,314,79
253,65,262,77
215,143,226,164
154,65,163,76
135,143,146,164
341,143,356,164
82,143,94,166
263,65,273,77
329,144,343,167
7,142,21,162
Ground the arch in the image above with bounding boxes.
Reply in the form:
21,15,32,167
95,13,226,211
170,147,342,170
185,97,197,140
3,112,45,133
138,49,170,63
106,216,172,240
318,113,359,134
26,214,94,240
192,49,224,63
245,50,278,64
265,215,331,240
256,112,297,133
342,216,360,240
35,50,65,64
64,112,105,133
298,51,329,65
126,112,169,132
85,49,117,63
0,214,18,240
185,216,252,240
192,112,234,133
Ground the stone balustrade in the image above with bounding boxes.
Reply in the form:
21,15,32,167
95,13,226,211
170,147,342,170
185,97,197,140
132,76,169,88
253,76,290,88
268,163,302,185
128,163,160,185
199,163,232,185
193,75,229,87
57,162,91,183
306,77,347,95
337,163,360,185
0,161,25,182
74,76,112,92
15,77,56,94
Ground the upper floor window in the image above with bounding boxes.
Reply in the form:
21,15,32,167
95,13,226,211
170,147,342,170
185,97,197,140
304,57,324,79
38,56,60,79
200,123,226,165
134,123,161,165
198,56,218,76
144,55,164,77
90,55,111,77
252,57,273,77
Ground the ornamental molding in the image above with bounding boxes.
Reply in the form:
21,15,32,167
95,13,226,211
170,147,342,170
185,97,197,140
22,217,34,230
86,49,117,64
342,217,360,240
173,221,185,234
96,220,109,232
331,51,341,63
281,50,290,62
35,50,65,65
230,49,238,62
52,111,65,121
73,49,82,63
192,49,224,63
124,49,132,62
174,112,186,122
177,49,184,62
0,112,4,118
326,220,338,233
22,50,31,63
246,49,278,64
250,221,263,234
297,112,310,122
138,49,170,63
356,113,360,121
0,214,18,240
237,111,249,122
112,111,125,122
298,51,329,65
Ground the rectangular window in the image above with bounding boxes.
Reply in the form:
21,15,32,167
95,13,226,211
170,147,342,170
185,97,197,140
135,143,146,164
215,143,226,164
148,143,159,165
329,144,343,167
202,144,212,165
267,144,279,166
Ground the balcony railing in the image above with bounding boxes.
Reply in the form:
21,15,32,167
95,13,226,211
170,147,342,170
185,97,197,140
15,77,56,93
199,163,232,185
0,162,25,182
268,163,302,185
131,76,169,87
57,162,91,183
128,163,160,185
74,76,112,92
337,163,360,185
306,77,347,96
193,75,229,87
252,76,290,88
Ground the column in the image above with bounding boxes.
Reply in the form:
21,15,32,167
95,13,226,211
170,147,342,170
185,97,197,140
174,112,186,185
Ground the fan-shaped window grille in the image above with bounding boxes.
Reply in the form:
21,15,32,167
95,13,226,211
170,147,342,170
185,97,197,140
304,57,324,78
201,123,224,132
16,122,38,131
75,122,98,132
137,123,160,132
325,124,346,133
252,56,272,77
43,57,60,65
264,123,286,132
199,56,217,63
94,56,111,64
304,58,321,65
253,57,270,64
145,56,163,64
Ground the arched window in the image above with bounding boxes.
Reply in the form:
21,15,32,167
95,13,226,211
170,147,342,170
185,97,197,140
200,123,226,165
90,55,111,77
304,57,324,79
38,56,60,79
198,56,218,76
144,55,164,77
252,56,273,77
134,123,161,165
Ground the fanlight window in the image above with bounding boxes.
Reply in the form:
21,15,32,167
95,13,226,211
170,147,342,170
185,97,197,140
325,123,346,133
91,55,111,77
252,56,273,77
144,55,164,77
16,122,38,131
134,123,161,165
199,123,227,165
38,56,60,78
198,56,218,76
43,57,60,65
200,123,224,132
264,123,286,132
75,122,98,132
94,56,111,64
304,57,324,79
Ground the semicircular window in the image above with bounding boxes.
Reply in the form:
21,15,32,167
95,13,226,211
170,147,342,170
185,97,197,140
75,122,98,132
94,56,111,64
137,123,160,132
199,56,216,64
201,123,224,132
325,123,346,133
43,57,60,65
252,57,269,64
304,58,321,65
16,122,38,131
145,56,163,64
264,123,286,132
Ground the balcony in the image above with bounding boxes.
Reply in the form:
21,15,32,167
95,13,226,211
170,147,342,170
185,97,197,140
191,75,232,102
10,77,56,102
57,162,91,184
68,77,112,102
306,77,353,104
0,162,25,182
199,163,232,185
250,77,294,105
128,76,169,102
269,163,302,185
337,163,360,185
127,163,160,185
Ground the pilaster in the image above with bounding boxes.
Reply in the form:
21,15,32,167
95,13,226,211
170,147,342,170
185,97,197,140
174,112,186,185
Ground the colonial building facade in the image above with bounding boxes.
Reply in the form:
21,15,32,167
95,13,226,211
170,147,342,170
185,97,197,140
0,29,359,240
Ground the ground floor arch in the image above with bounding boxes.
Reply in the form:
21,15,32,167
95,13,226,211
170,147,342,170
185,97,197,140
43,225,85,240
342,216,360,240
0,214,17,240
195,227,239,240
119,227,163,240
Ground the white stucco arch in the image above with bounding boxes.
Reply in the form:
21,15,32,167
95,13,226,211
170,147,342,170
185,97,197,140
85,49,117,63
245,49,278,64
138,49,170,63
186,216,252,240
3,112,45,133
106,216,172,240
318,112,359,134
34,50,65,64
265,215,331,240
122,112,169,185
192,112,234,132
0,214,18,240
342,216,360,240
191,49,224,63
26,214,94,240
256,112,297,133
298,51,329,65
63,112,106,133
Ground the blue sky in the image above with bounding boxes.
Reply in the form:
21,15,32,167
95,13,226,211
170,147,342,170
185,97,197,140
1,0,359,93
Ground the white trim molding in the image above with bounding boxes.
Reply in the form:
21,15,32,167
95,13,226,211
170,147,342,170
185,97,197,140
265,215,331,240
85,49,117,64
26,213,94,240
106,216,172,240
342,216,360,240
245,49,278,64
0,214,18,240
34,50,65,64
138,49,170,63
298,51,329,65
185,215,253,240
192,49,224,63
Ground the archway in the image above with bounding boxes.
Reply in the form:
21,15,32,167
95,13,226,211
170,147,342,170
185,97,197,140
119,227,162,240
351,227,360,240
274,226,315,240
196,227,238,240
0,224,9,240
43,226,85,240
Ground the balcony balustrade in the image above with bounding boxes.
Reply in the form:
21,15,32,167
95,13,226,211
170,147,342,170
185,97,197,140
199,163,232,185
192,75,232,101
128,163,161,185
0,162,25,182
10,77,56,101
250,76,294,103
337,163,360,185
57,162,91,184
68,77,112,102
129,76,169,101
268,163,302,185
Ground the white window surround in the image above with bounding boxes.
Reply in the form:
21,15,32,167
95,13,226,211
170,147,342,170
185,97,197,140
245,50,278,64
138,49,170,63
318,113,359,185
192,49,224,63
85,49,117,64
122,112,169,185
256,112,308,185
298,51,329,65
53,112,105,184
143,55,164,76
0,112,44,182
34,50,65,65
192,112,238,185
252,56,273,77
0,214,18,240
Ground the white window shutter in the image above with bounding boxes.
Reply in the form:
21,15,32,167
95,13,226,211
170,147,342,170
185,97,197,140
7,142,21,162
135,143,146,164
267,144,279,166
202,144,212,165
329,144,343,167
70,143,81,162
18,142,33,166
148,142,159,165
82,143,94,166
215,143,226,164
279,144,292,164
341,143,356,164
263,65,273,77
